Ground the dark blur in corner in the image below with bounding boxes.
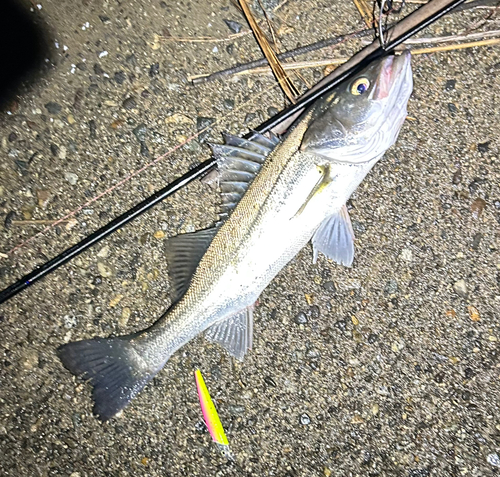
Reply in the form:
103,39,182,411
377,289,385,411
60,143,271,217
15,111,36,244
0,0,50,109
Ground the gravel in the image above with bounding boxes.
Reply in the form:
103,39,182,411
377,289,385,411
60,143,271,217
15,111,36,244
0,0,499,476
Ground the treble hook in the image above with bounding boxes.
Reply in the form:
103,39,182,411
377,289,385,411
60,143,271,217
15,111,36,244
377,0,406,49
378,0,389,49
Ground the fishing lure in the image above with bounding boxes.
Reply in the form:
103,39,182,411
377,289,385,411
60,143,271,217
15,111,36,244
194,369,233,460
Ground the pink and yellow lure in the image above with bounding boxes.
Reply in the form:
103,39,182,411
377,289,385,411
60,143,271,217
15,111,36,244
194,369,233,459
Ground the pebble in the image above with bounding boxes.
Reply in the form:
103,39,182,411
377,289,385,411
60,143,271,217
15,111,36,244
447,103,458,115
445,79,456,90
294,312,307,325
477,141,490,153
322,280,336,293
122,97,137,110
14,159,29,176
309,305,320,319
259,0,280,9
97,261,114,278
453,279,468,299
111,119,125,129
408,469,430,477
299,413,311,425
45,101,62,114
351,220,366,234
149,63,160,77
224,19,243,33
267,106,279,116
58,145,67,160
367,333,378,344
196,117,215,142
165,113,194,125
400,248,412,262
114,71,126,85
88,119,97,138
93,63,105,75
64,172,79,185
487,453,500,467
471,233,482,250
384,279,398,295
132,123,147,142
228,404,245,414
109,294,124,308
36,189,51,208
471,198,486,219
21,349,39,369
452,168,462,184
154,230,165,239
140,142,150,157
264,376,276,387
8,132,17,142
97,246,110,258
63,315,78,329
223,98,234,110
244,112,257,124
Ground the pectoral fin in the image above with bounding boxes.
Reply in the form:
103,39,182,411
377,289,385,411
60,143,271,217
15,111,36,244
205,306,254,361
312,204,355,266
294,164,331,217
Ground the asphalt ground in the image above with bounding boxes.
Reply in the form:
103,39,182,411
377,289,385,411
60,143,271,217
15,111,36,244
0,0,499,475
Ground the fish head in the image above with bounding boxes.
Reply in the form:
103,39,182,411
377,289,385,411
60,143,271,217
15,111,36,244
301,51,413,163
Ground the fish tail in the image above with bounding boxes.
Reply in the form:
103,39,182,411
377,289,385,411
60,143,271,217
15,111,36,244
58,334,162,421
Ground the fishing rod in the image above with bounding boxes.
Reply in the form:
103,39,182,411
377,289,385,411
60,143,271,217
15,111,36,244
0,0,467,305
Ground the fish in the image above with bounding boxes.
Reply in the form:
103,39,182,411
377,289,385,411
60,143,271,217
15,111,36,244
194,369,233,460
58,51,413,421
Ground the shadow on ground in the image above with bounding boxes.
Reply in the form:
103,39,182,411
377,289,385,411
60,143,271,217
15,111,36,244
0,0,50,109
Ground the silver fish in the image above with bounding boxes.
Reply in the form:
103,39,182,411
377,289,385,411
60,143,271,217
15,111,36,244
58,52,413,421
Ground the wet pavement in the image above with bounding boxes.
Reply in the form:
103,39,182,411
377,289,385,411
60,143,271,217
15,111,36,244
0,0,499,475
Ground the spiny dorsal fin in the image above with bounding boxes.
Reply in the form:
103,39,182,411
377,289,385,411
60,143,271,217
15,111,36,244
211,132,279,219
312,204,355,266
165,227,218,302
205,306,254,361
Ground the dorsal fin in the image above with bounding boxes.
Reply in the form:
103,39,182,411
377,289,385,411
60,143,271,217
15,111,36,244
165,227,218,302
211,132,279,219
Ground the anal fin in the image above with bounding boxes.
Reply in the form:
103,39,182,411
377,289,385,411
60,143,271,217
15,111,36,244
205,306,254,361
312,204,355,266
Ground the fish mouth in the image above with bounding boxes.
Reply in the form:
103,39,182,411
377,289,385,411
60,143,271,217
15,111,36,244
372,51,412,101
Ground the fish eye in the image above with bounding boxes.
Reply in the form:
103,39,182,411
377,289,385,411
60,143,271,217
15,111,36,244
350,77,370,95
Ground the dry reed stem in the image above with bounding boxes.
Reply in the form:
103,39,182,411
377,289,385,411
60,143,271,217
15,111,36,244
238,0,299,102
214,37,500,77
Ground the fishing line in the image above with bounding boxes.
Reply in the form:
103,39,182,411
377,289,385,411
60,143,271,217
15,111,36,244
3,83,280,257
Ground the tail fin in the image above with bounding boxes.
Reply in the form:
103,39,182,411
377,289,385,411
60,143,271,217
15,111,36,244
58,336,157,421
